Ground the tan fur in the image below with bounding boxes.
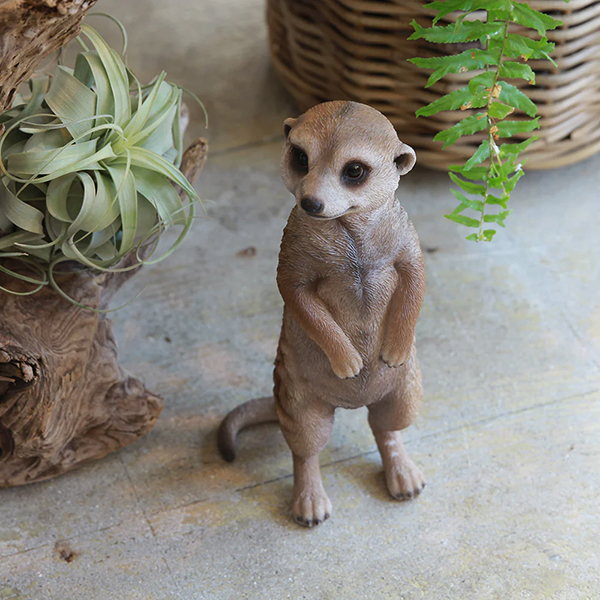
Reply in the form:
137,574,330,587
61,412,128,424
218,101,426,527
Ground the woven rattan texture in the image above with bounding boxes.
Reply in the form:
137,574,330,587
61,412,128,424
267,0,600,170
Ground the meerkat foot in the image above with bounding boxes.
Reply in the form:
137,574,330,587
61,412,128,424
384,455,426,500
292,487,332,527
292,454,332,527
372,429,425,501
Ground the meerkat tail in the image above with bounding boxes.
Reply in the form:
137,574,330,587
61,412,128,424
217,396,278,462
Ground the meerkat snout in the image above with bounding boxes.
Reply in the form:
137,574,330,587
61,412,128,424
281,101,416,220
300,196,324,214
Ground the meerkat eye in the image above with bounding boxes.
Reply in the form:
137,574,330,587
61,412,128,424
342,162,368,184
291,147,309,172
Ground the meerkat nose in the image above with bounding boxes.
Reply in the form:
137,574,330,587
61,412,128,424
300,196,324,214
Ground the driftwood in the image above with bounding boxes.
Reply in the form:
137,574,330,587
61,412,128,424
0,0,100,113
0,0,210,488
0,139,208,487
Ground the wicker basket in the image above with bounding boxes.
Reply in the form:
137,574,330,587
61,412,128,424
267,0,600,170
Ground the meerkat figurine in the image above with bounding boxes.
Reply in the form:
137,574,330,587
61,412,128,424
218,101,426,527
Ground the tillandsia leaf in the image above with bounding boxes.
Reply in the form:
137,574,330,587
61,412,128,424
0,19,202,303
79,24,131,127
45,66,97,141
0,178,44,234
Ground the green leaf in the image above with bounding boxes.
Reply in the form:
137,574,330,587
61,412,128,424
498,82,537,117
482,229,497,241
409,48,501,87
483,210,512,227
504,34,555,61
496,117,540,138
450,172,486,195
488,101,515,119
499,61,536,83
512,3,563,36
464,140,491,169
468,71,496,95
485,194,508,208
416,87,472,117
504,169,525,193
409,20,503,44
445,212,480,228
450,188,484,212
449,165,489,180
434,113,488,148
424,0,512,24
499,137,536,156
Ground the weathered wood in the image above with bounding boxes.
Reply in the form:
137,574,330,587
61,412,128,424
0,139,208,487
0,0,98,113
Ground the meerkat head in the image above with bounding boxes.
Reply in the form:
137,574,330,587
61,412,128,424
280,101,416,220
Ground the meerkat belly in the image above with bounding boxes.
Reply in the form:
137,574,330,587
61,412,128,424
316,264,397,358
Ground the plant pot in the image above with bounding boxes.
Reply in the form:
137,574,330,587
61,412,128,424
266,0,600,170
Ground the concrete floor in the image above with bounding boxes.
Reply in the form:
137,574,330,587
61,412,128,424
2,1,600,599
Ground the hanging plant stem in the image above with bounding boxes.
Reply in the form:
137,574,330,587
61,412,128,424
409,0,565,241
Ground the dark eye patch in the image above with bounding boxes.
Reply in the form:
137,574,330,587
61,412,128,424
342,162,368,184
291,146,309,172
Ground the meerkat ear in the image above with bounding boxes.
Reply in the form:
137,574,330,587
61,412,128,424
395,143,417,176
283,117,297,139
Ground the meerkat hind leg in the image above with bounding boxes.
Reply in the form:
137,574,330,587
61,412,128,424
292,454,332,527
371,428,425,500
368,394,425,501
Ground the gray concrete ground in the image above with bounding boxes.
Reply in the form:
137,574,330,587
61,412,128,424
2,1,600,599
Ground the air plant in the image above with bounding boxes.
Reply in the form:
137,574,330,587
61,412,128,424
0,21,200,300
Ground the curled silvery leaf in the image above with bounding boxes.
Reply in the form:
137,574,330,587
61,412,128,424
0,22,201,301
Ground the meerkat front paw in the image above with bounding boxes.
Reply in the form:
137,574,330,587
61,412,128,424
329,349,363,379
380,344,411,368
292,489,332,527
